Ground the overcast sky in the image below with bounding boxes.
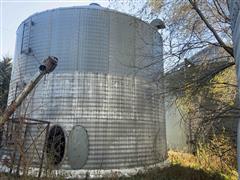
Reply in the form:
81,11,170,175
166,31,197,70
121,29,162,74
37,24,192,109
0,0,109,58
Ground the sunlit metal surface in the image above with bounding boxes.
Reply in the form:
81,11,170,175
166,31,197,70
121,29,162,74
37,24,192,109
5,5,166,170
68,125,89,169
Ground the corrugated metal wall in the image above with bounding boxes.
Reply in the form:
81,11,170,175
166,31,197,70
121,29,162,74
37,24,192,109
5,5,166,170
229,0,240,63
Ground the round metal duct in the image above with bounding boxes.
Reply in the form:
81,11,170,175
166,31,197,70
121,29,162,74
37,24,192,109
46,125,65,166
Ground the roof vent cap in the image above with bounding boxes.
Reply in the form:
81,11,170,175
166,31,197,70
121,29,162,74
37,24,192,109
150,19,165,29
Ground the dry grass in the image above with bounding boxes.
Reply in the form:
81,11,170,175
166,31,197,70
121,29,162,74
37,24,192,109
106,149,237,180
168,150,238,180
120,164,226,180
169,150,200,168
0,150,237,180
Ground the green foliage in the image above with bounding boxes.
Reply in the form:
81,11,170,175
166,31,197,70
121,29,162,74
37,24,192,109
166,55,238,177
173,61,237,139
169,150,237,180
0,57,12,113
196,133,237,178
209,66,237,106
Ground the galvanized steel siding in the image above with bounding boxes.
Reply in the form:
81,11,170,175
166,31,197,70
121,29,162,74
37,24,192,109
7,6,166,170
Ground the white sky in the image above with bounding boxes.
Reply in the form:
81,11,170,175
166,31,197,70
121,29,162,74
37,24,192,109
0,0,109,58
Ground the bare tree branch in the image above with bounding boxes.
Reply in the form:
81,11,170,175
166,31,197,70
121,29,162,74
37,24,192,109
188,0,233,57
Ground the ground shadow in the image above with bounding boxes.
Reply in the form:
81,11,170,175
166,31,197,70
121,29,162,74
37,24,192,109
117,164,225,180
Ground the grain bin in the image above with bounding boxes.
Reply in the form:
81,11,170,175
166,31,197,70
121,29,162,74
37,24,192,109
1,4,166,172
